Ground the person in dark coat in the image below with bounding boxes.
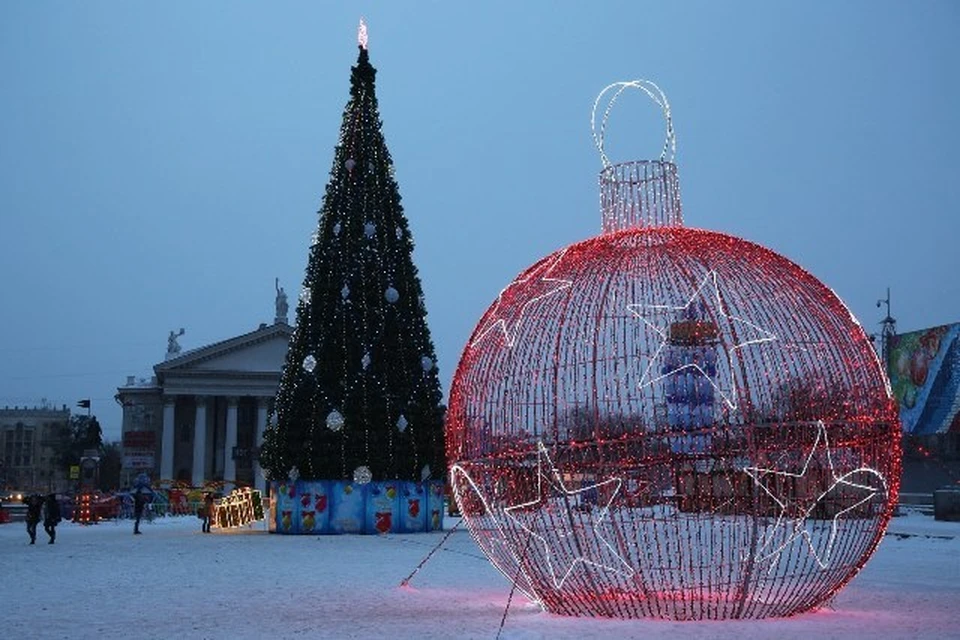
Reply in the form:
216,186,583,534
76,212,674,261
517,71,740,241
24,494,44,544
201,492,215,533
43,494,61,544
133,488,148,534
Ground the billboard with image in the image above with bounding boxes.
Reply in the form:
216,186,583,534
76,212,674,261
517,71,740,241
888,322,960,434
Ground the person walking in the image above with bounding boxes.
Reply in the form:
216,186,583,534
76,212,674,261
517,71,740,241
201,492,215,533
133,488,148,535
24,494,44,544
43,493,61,544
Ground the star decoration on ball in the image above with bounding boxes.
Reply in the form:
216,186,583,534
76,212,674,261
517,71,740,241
503,441,635,589
471,250,573,348
742,421,887,570
627,270,777,410
449,464,541,603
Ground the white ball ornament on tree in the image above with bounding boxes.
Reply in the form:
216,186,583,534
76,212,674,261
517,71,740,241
299,288,311,305
396,414,408,432
420,356,434,372
341,284,350,300
364,222,376,238
325,410,344,432
345,158,356,171
333,222,341,237
361,352,371,370
353,465,373,485
384,286,399,303
302,355,317,373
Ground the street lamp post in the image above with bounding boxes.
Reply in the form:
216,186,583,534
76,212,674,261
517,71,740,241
877,287,896,372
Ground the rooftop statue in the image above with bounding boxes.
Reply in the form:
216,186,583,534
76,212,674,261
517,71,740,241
275,278,289,323
166,328,185,358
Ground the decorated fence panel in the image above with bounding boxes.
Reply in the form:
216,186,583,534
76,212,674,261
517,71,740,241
269,480,445,535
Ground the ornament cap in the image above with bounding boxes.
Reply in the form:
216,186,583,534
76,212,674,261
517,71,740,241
599,159,683,232
592,80,683,232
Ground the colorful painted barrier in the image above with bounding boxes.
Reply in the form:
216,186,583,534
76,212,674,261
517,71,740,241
269,480,444,535
889,323,960,434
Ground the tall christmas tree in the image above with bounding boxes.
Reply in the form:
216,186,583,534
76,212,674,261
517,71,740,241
261,21,445,483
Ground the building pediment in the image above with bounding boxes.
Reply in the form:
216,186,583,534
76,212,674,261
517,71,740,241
156,323,294,376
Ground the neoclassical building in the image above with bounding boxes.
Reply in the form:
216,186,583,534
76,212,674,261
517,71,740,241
117,301,293,494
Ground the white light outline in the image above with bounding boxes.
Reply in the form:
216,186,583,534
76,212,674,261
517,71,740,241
503,441,635,589
831,286,895,400
215,487,262,530
742,420,887,570
357,18,368,49
627,271,778,410
449,464,544,607
591,80,676,167
470,249,573,349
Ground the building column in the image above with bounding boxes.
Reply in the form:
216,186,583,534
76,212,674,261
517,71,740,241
161,398,176,482
253,398,269,495
224,397,238,493
192,396,208,487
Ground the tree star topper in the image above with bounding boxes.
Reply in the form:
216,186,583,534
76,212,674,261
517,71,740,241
471,250,573,348
742,421,887,570
504,441,635,589
628,270,777,410
358,17,368,49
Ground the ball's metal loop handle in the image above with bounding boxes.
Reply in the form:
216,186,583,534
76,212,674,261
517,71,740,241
592,80,676,168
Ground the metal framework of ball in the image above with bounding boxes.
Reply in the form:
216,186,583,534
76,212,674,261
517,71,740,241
446,83,900,621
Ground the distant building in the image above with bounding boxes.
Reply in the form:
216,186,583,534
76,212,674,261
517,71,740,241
0,405,71,493
116,318,293,493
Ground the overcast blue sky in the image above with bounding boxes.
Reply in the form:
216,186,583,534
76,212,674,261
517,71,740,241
1,1,957,442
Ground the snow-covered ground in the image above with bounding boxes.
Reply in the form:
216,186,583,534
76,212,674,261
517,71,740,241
1,509,957,640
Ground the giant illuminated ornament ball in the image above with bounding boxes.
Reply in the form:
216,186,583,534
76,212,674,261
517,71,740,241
446,81,901,620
